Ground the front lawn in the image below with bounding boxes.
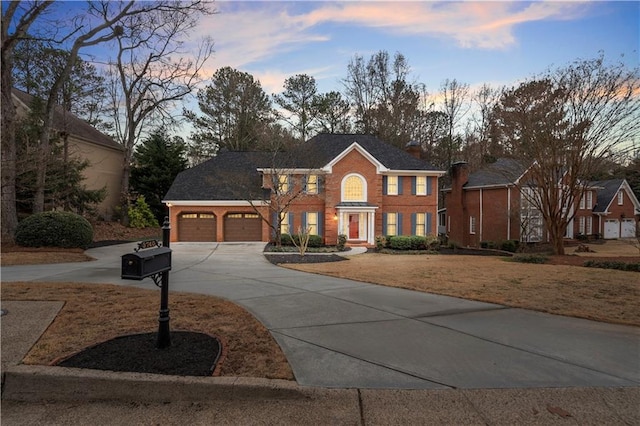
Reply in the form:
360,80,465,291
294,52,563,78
282,253,640,326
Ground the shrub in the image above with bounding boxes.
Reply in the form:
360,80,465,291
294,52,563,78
388,236,412,250
337,234,347,251
408,235,427,250
584,260,640,272
128,196,159,228
375,235,387,251
500,239,519,253
511,254,548,264
279,233,294,246
280,233,322,248
15,211,93,248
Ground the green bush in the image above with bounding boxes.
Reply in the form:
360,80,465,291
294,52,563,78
15,211,93,248
500,239,519,253
337,234,347,251
375,235,387,251
584,260,640,272
279,233,322,247
408,235,427,250
511,254,548,264
388,236,412,250
279,233,294,246
128,196,159,228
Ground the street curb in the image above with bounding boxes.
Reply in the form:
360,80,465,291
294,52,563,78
2,365,322,403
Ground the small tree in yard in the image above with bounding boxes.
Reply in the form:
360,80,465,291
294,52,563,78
291,226,312,256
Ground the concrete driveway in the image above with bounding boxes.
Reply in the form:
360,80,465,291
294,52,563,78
2,242,638,389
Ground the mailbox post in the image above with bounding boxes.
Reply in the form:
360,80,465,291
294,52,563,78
157,217,171,348
120,216,173,349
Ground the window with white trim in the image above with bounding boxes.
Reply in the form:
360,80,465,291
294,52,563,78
305,174,318,194
277,174,289,193
416,176,427,196
415,213,426,236
579,195,585,210
387,176,398,195
386,213,397,236
280,212,289,235
306,212,318,235
343,175,365,201
587,216,593,235
586,191,593,209
618,191,624,205
579,216,585,234
470,216,476,234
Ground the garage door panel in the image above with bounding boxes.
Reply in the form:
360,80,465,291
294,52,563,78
604,219,619,239
224,213,262,241
621,219,637,238
178,213,216,242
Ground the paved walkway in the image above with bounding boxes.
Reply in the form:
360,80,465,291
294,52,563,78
2,242,638,390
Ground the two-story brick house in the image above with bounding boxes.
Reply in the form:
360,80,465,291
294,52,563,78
443,159,640,247
163,134,445,245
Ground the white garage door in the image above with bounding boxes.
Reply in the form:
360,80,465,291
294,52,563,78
604,219,619,239
621,219,637,238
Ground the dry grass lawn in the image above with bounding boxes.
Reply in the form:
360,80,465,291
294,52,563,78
284,254,640,327
2,282,294,380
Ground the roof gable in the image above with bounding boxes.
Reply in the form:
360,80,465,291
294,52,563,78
590,178,640,214
323,142,388,173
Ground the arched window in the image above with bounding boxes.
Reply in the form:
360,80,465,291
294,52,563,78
342,174,366,201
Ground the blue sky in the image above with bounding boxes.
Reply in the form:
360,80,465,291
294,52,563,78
197,1,639,96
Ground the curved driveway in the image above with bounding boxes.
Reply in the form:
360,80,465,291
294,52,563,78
2,242,638,389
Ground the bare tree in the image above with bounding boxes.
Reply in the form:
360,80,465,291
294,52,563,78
1,0,53,240
105,1,214,224
494,55,640,255
440,78,470,169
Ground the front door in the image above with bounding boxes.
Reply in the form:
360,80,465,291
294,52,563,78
348,214,359,239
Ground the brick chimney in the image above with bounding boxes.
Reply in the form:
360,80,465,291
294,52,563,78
404,140,422,159
448,161,469,245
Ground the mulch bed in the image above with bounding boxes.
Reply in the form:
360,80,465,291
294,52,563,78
57,331,222,377
265,254,348,264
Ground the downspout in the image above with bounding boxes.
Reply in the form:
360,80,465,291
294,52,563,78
479,188,483,243
507,186,511,240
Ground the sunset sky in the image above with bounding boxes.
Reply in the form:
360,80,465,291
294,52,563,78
197,1,639,95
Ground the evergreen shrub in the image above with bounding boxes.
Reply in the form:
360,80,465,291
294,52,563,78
15,211,93,248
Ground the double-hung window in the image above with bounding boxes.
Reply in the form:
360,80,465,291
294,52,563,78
305,174,318,194
277,174,289,193
470,216,477,234
415,176,427,196
415,213,426,236
386,213,398,236
618,191,624,205
305,212,318,235
387,176,398,195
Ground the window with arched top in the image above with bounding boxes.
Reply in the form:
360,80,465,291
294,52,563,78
342,174,366,201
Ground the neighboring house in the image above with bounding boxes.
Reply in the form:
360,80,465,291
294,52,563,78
12,88,124,219
443,159,640,247
163,134,445,245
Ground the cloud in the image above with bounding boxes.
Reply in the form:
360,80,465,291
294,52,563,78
193,1,591,92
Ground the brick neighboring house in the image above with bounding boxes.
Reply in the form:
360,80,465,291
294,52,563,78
12,88,124,219
163,134,445,245
443,159,640,247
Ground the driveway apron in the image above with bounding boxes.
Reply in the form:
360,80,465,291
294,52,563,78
2,242,638,389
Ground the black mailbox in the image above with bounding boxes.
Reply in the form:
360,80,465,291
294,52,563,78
121,247,172,280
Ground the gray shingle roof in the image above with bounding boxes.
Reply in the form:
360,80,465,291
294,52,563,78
301,133,439,171
164,151,271,201
165,134,438,201
12,88,122,151
589,179,623,213
465,158,528,187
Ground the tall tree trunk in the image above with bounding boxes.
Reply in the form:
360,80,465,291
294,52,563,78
120,144,133,226
1,59,18,241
